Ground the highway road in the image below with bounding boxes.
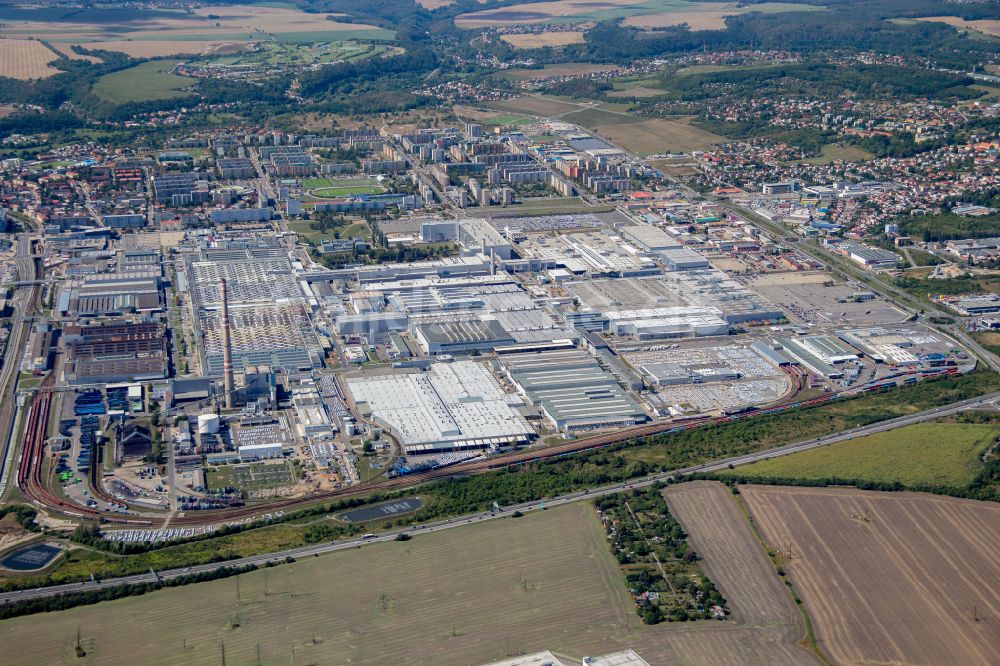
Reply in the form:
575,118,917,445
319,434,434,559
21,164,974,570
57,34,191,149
3,389,994,605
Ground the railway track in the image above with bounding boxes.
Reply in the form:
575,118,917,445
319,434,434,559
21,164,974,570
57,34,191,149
16,366,961,528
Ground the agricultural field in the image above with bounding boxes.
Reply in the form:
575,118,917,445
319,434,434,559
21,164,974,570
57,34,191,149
915,16,1000,38
91,60,192,104
566,109,726,155
302,177,383,198
974,331,1000,357
0,499,835,665
663,482,820,664
0,39,60,80
75,40,246,58
500,31,585,49
742,485,1000,666
501,63,622,81
46,42,101,63
608,85,667,98
721,419,1000,489
485,94,586,117
793,143,874,165
195,40,387,70
455,0,821,30
623,2,821,30
0,4,389,58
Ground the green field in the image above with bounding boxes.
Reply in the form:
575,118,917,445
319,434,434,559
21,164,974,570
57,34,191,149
274,28,395,43
92,60,191,103
720,420,999,488
560,108,725,155
481,113,533,127
198,40,387,68
287,218,369,243
899,211,1000,242
895,273,1000,302
794,143,874,165
303,177,382,198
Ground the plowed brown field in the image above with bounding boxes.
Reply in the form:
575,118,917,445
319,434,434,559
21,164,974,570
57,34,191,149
660,481,821,665
742,485,1000,666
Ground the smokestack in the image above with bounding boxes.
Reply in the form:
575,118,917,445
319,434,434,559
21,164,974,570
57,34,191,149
490,247,496,276
220,278,235,410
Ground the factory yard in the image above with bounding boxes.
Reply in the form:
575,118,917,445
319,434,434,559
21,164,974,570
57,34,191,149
748,271,906,326
742,485,1000,666
2,496,828,665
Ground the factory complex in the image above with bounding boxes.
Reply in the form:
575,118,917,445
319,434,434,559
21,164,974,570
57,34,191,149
11,120,976,527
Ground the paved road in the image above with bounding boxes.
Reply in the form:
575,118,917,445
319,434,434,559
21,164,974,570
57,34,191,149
4,389,994,604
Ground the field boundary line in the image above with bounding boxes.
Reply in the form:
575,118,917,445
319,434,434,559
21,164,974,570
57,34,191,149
728,486,831,666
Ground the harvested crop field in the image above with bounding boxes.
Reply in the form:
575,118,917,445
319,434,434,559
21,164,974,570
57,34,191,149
3,496,835,665
0,5,387,58
624,2,820,30
501,31,585,48
456,0,820,29
742,485,1000,666
0,39,60,80
662,481,820,664
456,0,645,28
75,40,246,58
915,16,1000,38
47,42,101,63
562,110,725,155
624,6,734,30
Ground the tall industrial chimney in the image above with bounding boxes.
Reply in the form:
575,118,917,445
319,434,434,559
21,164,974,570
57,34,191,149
220,278,235,410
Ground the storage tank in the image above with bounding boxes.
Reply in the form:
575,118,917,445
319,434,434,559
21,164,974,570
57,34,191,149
197,413,220,435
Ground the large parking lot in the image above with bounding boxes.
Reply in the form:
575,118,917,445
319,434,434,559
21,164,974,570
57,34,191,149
749,272,906,326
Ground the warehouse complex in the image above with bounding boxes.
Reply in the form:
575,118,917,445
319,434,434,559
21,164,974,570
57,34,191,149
498,349,648,431
347,361,534,453
184,243,324,373
63,322,169,384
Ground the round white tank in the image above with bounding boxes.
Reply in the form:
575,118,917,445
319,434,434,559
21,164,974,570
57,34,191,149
197,413,220,435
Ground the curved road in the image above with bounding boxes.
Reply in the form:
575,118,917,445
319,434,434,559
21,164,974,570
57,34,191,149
3,390,994,605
